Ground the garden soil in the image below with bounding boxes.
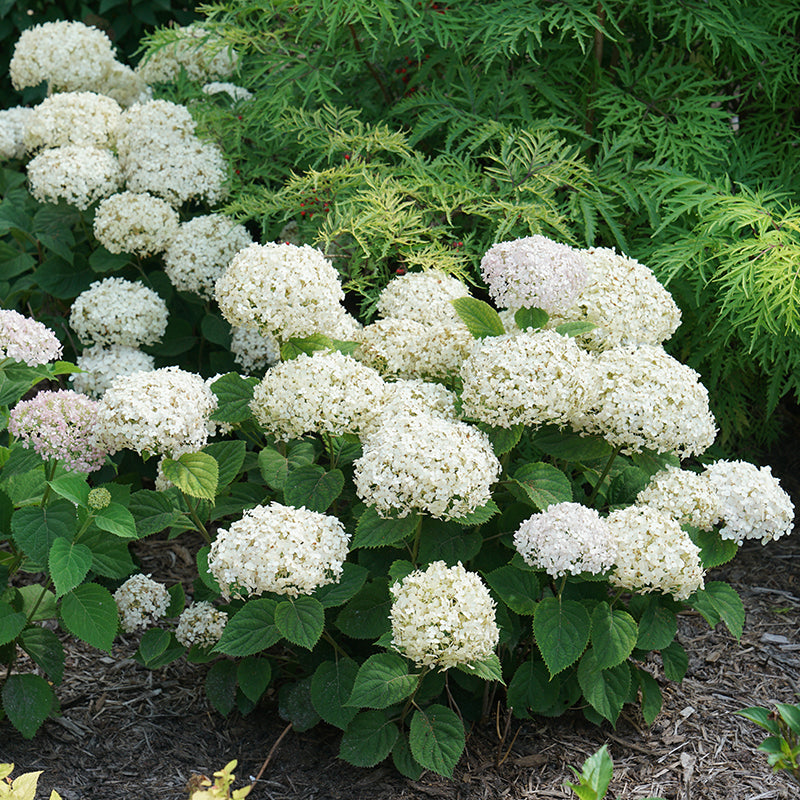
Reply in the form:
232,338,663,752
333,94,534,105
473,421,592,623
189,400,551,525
2,412,800,800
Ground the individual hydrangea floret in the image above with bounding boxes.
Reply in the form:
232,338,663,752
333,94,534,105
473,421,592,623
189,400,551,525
390,561,499,669
27,145,122,209
215,243,347,342
549,247,681,351
704,460,795,545
571,344,717,457
460,330,596,429
8,389,107,473
113,574,170,633
607,506,704,601
230,326,280,372
24,92,122,151
137,24,238,84
70,278,168,347
0,309,62,366
163,214,252,298
208,502,350,599
514,502,615,578
97,367,217,459
354,412,501,520
93,191,179,256
175,601,228,648
480,235,588,315
70,344,155,397
10,21,117,93
376,270,470,326
636,466,721,531
0,106,34,160
201,82,253,101
250,349,386,440
355,318,474,381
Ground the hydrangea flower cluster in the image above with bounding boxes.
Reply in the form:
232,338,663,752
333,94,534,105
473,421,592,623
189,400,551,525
70,278,169,347
0,106,34,160
354,413,501,520
97,367,217,459
636,466,721,531
93,191,179,256
514,502,615,578
355,318,474,380
94,61,151,108
175,601,228,648
8,389,107,473
572,344,717,457
607,506,704,600
24,92,122,152
163,214,252,298
137,25,238,84
115,99,226,206
230,326,281,372
113,574,170,633
27,145,122,209
549,247,681,351
70,344,155,398
208,502,350,599
480,235,588,315
0,309,62,366
390,561,499,669
704,460,795,545
376,270,470,326
460,330,596,429
250,349,386,440
216,243,350,342
201,82,253,102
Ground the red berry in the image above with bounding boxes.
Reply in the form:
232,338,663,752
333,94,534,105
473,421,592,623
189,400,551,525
396,267,407,275
344,154,350,160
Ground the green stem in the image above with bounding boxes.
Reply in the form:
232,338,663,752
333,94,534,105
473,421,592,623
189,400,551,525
322,630,350,659
26,577,53,623
185,494,211,544
410,516,424,565
586,444,622,508
399,665,430,724
40,460,58,506
608,587,625,608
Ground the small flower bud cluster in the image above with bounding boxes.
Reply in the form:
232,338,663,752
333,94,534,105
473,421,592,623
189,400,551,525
390,561,499,669
113,574,170,633
175,601,228,648
208,502,350,599
0,309,62,366
87,487,112,510
70,278,169,348
93,191,179,256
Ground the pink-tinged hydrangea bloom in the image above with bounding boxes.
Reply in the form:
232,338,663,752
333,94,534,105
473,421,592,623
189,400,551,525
0,309,62,366
9,389,106,473
113,574,170,633
480,235,588,315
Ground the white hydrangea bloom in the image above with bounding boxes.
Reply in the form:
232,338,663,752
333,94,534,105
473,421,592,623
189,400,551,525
27,145,122,210
354,412,501,520
514,502,615,578
113,574,170,633
163,214,252,298
637,466,721,531
137,24,238,84
116,100,197,162
94,60,152,108
607,506,704,601
250,349,386,440
175,601,228,648
704,460,795,545
215,243,347,342
549,247,681,351
202,82,252,101
10,21,117,93
390,561,499,669
70,278,168,347
24,92,122,151
230,325,281,372
460,330,597,428
481,235,588,315
208,502,350,599
571,344,717,457
97,366,217,458
0,309,62,366
376,270,470,326
0,106,34,160
70,344,155,397
355,318,474,380
93,191,179,256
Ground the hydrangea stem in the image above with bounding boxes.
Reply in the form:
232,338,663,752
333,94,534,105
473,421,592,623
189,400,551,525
587,444,622,508
410,516,424,565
